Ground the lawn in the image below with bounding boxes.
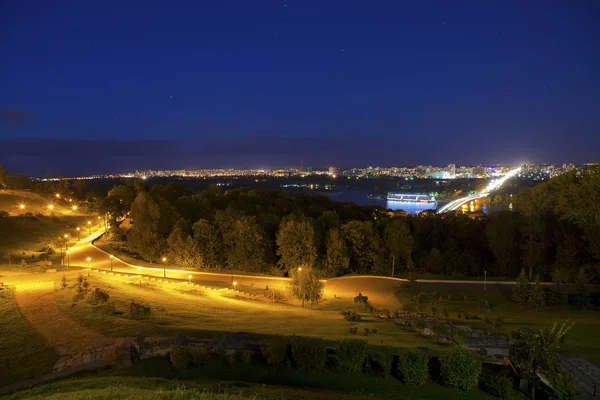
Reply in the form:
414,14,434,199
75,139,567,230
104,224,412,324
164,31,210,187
395,286,600,363
54,275,447,352
0,215,90,264
4,357,503,400
0,287,59,386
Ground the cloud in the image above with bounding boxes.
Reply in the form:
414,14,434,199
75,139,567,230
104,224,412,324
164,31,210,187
0,109,36,122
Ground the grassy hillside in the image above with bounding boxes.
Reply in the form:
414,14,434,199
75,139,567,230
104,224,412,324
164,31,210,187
0,214,90,263
54,275,446,352
0,190,77,216
0,287,59,386
4,361,501,400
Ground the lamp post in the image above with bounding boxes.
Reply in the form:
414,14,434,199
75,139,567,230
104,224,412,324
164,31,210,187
19,203,25,211
233,281,237,298
64,234,69,251
87,220,92,234
188,274,192,290
86,257,91,276
162,257,167,278
76,227,81,241
484,270,487,291
66,250,70,267
109,255,114,272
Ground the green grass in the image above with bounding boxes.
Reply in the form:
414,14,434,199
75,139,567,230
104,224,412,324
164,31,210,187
4,357,502,400
54,275,447,353
395,286,600,363
0,215,90,263
0,287,59,386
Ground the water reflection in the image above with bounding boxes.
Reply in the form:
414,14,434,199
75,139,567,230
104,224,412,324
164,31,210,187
386,200,436,214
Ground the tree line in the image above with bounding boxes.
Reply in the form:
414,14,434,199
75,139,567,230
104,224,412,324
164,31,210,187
99,166,599,282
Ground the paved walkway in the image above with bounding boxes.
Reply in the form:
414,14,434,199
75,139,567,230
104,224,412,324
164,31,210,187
14,282,114,358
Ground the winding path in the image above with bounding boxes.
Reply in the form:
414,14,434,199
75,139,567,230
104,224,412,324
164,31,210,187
14,281,113,359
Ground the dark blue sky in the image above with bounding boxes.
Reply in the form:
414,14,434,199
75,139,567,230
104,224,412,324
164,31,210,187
1,1,599,176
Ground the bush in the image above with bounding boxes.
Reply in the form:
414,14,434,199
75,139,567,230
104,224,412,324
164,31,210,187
450,329,471,345
414,315,427,333
170,345,191,369
438,348,482,390
341,310,361,321
0,210,8,218
333,339,367,373
61,274,67,289
190,344,209,367
91,288,110,303
371,328,377,334
348,327,358,335
431,324,449,340
376,348,395,377
260,335,287,366
482,373,515,399
396,349,429,385
290,335,326,370
129,300,152,320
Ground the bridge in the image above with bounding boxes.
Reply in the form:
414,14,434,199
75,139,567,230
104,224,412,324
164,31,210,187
437,167,521,214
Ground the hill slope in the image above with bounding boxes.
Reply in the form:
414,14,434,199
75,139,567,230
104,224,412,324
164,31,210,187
0,190,76,216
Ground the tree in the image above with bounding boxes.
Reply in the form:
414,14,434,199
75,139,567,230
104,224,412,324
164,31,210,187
192,219,222,268
167,219,201,268
528,275,546,309
289,266,323,307
323,228,349,277
127,192,161,261
485,212,522,277
341,220,380,275
276,215,317,272
509,321,574,400
226,216,270,272
100,185,135,222
512,268,531,306
0,163,5,188
384,219,413,277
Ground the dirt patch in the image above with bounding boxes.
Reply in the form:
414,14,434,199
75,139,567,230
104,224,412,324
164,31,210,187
14,282,114,356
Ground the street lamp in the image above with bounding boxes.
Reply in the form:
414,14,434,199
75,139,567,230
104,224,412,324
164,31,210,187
63,234,69,251
109,255,114,272
484,270,487,291
76,227,81,241
19,203,25,211
72,205,77,211
161,257,167,278
87,220,92,234
188,274,192,289
86,257,91,276
55,193,61,199
48,204,54,211
66,250,70,267
297,267,302,272
233,281,237,298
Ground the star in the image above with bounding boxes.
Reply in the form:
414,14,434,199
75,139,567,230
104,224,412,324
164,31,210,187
169,95,173,99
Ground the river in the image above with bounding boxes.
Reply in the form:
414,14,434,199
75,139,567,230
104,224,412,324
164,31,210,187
320,188,510,215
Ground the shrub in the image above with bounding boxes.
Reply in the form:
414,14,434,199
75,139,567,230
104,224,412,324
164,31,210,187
348,327,358,335
512,269,531,306
260,335,287,366
414,315,427,333
431,324,449,340
457,313,462,319
333,339,367,373
129,300,152,320
492,317,505,333
343,311,361,322
61,274,67,289
170,345,191,369
91,288,110,303
290,336,326,370
442,308,449,318
191,344,209,367
450,329,471,345
438,348,482,390
363,328,370,336
377,348,395,377
0,210,8,218
371,328,378,334
396,349,429,385
353,293,369,305
469,314,479,320
482,373,515,399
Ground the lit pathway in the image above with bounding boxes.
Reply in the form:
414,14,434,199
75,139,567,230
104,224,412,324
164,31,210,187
14,282,113,358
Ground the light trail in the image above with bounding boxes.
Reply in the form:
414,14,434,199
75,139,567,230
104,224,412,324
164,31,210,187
437,167,521,214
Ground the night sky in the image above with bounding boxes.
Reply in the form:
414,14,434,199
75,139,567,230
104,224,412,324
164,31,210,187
1,1,599,176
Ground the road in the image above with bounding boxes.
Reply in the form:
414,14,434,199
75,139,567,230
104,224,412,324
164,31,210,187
437,167,521,213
